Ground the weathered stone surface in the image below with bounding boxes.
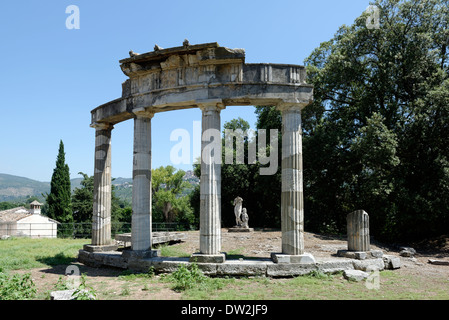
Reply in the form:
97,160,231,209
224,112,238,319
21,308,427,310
371,250,384,258
199,103,224,256
347,210,370,252
91,123,114,247
146,257,190,273
352,258,385,271
122,249,159,259
383,255,401,269
83,244,118,253
344,270,370,282
190,253,226,263
337,249,383,260
278,105,305,256
78,249,400,278
50,289,95,300
216,261,267,277
316,260,354,274
428,259,449,266
91,43,313,126
271,252,316,264
399,247,416,257
131,111,154,251
267,263,316,277
228,227,254,233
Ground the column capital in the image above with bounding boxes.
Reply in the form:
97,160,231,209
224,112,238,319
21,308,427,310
197,99,226,113
90,122,114,131
276,103,303,113
133,107,156,119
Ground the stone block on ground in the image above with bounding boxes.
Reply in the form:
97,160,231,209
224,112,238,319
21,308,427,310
352,258,385,271
271,252,316,264
399,247,416,257
343,270,370,282
383,255,401,269
50,289,95,300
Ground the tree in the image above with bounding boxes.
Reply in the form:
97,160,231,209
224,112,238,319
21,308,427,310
71,173,93,223
303,0,449,240
152,165,194,224
46,140,73,236
71,172,130,225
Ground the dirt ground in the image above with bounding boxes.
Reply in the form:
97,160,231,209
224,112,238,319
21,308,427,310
22,229,449,300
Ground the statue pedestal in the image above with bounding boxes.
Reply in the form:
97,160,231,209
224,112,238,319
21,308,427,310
228,227,254,233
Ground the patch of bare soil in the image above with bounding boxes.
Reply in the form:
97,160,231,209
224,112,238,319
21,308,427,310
22,229,449,300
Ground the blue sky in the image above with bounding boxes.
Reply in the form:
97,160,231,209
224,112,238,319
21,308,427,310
0,0,372,182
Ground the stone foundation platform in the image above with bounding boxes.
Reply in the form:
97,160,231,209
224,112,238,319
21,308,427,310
78,249,400,277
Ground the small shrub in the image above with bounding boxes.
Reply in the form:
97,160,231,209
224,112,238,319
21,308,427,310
71,273,97,300
169,263,206,292
0,271,36,300
53,275,71,291
305,270,333,280
120,286,130,296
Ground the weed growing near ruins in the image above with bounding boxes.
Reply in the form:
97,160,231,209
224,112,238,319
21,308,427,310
0,269,36,300
71,273,97,300
165,263,206,291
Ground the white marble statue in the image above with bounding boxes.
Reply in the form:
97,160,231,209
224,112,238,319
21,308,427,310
233,196,243,226
241,208,249,228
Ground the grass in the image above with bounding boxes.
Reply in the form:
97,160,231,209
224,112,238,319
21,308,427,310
1,238,449,300
0,237,88,271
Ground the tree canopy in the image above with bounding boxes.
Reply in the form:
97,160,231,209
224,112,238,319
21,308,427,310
302,0,449,240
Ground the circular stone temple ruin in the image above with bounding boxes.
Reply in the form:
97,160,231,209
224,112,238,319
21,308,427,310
78,42,397,276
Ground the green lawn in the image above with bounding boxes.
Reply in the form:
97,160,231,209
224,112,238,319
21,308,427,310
1,238,448,300
0,237,88,271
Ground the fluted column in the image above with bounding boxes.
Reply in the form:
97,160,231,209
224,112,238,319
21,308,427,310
131,109,154,252
270,104,315,264
279,105,304,255
91,122,114,247
191,101,225,263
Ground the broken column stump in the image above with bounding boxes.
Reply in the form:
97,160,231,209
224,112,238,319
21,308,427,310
347,210,370,252
337,210,385,261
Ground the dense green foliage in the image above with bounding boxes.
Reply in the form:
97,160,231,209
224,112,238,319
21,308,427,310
71,172,130,229
301,0,449,241
190,0,449,242
45,141,73,235
152,165,196,226
0,270,36,300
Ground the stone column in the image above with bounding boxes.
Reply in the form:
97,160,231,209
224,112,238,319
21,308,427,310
130,109,157,256
190,101,225,263
271,104,315,264
85,122,117,252
347,210,370,252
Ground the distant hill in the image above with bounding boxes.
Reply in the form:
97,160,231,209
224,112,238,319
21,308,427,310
0,174,90,202
0,172,199,203
0,173,50,202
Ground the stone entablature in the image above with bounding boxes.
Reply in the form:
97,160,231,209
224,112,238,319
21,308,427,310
91,42,312,126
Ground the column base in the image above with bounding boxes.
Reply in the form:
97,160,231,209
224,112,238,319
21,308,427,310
83,244,118,253
121,249,160,259
337,250,383,260
190,253,226,263
271,252,316,264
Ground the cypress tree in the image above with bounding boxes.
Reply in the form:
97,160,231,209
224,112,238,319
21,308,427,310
46,140,73,236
